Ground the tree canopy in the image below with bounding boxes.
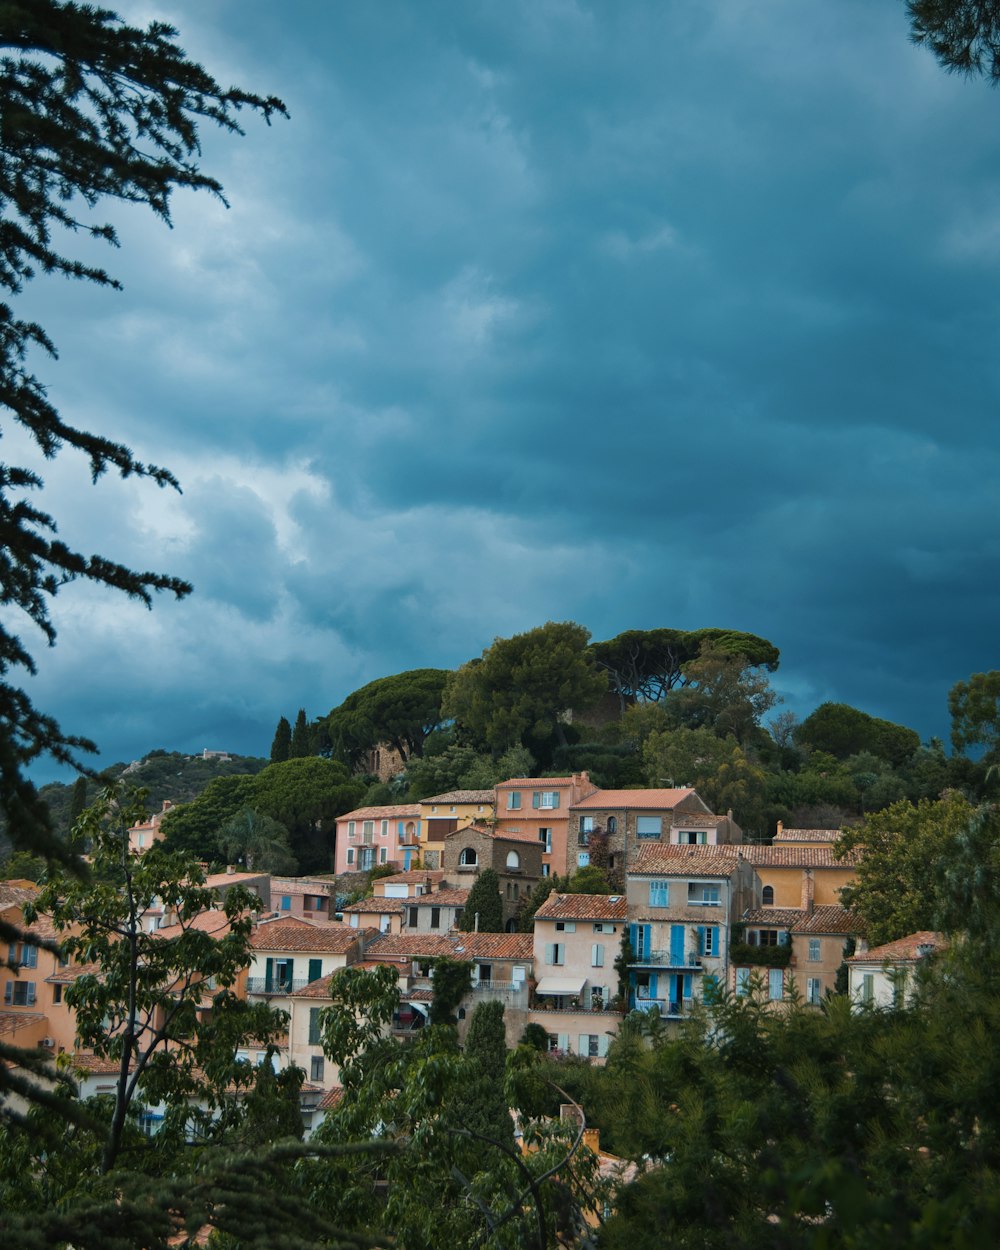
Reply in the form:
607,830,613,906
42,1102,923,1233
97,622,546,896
0,1,284,863
949,670,1000,764
908,0,1000,83
444,621,606,757
326,668,450,768
795,702,920,767
459,867,504,933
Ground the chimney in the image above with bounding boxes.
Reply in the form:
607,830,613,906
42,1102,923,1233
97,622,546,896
776,820,783,837
801,869,814,915
226,864,236,876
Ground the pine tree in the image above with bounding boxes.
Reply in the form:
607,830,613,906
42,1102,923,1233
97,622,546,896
455,1001,515,1152
270,716,292,763
459,868,504,932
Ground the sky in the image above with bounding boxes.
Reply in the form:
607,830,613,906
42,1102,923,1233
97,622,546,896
11,0,1000,781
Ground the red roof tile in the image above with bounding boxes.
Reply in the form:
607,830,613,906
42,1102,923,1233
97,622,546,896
337,804,422,822
773,828,841,842
792,905,864,936
421,790,496,805
496,776,577,788
340,897,406,915
375,870,445,886
741,908,804,928
535,893,628,922
250,917,376,952
572,788,698,811
365,932,534,961
848,931,945,963
632,845,745,878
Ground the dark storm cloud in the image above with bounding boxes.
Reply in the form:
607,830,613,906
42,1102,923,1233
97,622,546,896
19,0,1000,776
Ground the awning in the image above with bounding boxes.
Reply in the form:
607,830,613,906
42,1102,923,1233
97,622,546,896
534,977,586,997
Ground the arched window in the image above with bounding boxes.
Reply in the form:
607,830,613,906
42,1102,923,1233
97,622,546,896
506,850,520,871
762,885,774,906
460,847,478,867
607,816,617,834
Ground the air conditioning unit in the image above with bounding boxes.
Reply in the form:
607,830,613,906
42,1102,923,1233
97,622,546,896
40,1037,54,1049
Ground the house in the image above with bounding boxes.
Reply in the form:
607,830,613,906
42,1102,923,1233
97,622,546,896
625,845,757,1020
202,867,272,914
401,888,469,933
269,877,337,922
847,931,946,1008
493,773,598,878
248,917,374,1004
529,893,627,1059
739,844,857,909
569,788,721,880
127,799,174,854
772,823,841,848
440,824,543,930
372,869,445,898
417,790,496,869
333,804,422,875
1,883,77,1054
341,895,406,935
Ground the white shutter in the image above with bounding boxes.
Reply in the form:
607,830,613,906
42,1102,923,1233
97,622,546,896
545,944,555,965
592,944,604,967
598,1034,610,1058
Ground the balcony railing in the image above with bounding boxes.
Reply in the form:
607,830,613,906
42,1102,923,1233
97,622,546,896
634,997,687,1018
246,977,311,995
629,950,704,969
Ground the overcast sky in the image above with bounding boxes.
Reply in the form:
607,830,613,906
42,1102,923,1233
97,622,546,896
14,0,1000,780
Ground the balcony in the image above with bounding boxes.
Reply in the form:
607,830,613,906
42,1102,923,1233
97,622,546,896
633,997,688,1018
246,977,311,995
629,950,704,970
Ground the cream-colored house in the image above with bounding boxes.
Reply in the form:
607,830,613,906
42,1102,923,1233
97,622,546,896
848,931,945,1009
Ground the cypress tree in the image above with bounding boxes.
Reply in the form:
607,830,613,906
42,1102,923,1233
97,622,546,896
453,1000,514,1152
270,716,291,763
290,708,311,758
459,868,504,932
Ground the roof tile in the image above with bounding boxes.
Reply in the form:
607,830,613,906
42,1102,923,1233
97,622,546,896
848,931,945,963
250,917,376,952
572,788,697,811
535,893,628,922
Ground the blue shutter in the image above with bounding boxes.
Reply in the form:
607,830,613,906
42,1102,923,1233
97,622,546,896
532,792,541,809
264,958,274,992
648,974,658,1000
670,925,685,965
683,974,692,1000
308,959,322,983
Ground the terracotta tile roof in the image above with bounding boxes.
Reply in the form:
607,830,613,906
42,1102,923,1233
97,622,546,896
848,931,946,964
742,907,805,928
535,893,628,922
375,870,445,886
670,814,730,827
47,960,102,984
365,931,534,961
632,845,745,878
409,888,469,907
269,879,335,895
773,828,841,843
341,897,407,915
67,1052,121,1075
458,823,544,845
421,790,495,805
337,804,422,822
496,776,576,788
792,905,864,936
291,974,348,998
0,1010,46,1036
203,870,269,889
572,788,698,811
0,883,39,910
401,988,434,1002
251,917,375,952
318,1086,345,1111
153,910,234,939
741,844,860,868
20,913,59,942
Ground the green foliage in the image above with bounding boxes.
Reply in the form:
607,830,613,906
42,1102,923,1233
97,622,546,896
215,808,298,874
837,792,977,945
519,1022,551,1052
290,708,312,758
0,849,46,881
0,0,284,868
909,0,1000,82
326,668,450,769
403,743,490,799
160,774,259,860
795,702,920,767
550,741,646,787
251,756,365,873
728,941,792,968
444,621,607,758
449,1001,515,1154
270,716,291,763
565,864,611,893
518,876,559,931
589,627,779,707
643,728,768,834
459,867,505,933
661,644,780,746
430,957,474,1026
949,670,1000,763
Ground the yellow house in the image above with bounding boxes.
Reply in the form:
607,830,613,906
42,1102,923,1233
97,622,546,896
417,789,495,869
741,844,858,909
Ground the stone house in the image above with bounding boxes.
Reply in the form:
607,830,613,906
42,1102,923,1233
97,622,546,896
417,790,496,869
440,823,543,929
569,788,720,880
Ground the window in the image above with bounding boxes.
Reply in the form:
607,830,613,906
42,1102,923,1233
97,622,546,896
698,925,718,957
579,1034,601,1058
648,881,670,908
768,968,784,1001
545,944,565,965
542,864,550,877
280,895,292,911
636,816,662,839
380,819,388,836
679,830,707,845
506,850,521,871
348,821,356,838
346,848,355,866
735,968,750,997
533,791,559,809
580,816,595,835
806,977,821,1005
459,847,478,867
593,922,616,934
606,816,617,834
430,907,441,930
363,820,374,838
408,907,418,928
53,984,63,1004
808,938,821,961
592,944,604,968
555,921,576,933
4,980,36,1006
762,885,774,906
539,827,552,852
689,884,720,907
577,852,590,868
308,1008,322,1045
311,1056,325,1082
507,792,522,810
9,943,37,968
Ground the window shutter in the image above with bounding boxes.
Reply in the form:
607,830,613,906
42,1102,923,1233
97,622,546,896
592,944,604,967
3,983,10,1005
697,925,705,955
578,1034,589,1055
308,959,322,983
26,983,35,1006
545,944,555,965
557,1032,569,1052
532,792,540,809
309,1007,321,1045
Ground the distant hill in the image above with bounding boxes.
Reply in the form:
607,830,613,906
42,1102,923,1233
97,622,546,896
37,749,271,839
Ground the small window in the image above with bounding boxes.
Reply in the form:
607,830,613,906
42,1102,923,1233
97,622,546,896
735,968,750,997
555,921,576,933
380,819,388,836
346,848,355,866
649,881,669,908
308,1008,322,1045
533,791,559,809
538,827,552,851
363,820,374,837
762,885,774,906
460,848,478,867
580,816,595,834
506,850,521,871
768,968,783,1001
53,983,63,1004
378,846,387,864
636,816,662,839
507,792,522,810
311,1055,325,1081
577,852,590,868
348,821,356,838
808,938,821,961
606,816,617,834
591,944,604,968
408,907,418,928
280,896,292,911
430,907,441,930
807,977,821,1005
